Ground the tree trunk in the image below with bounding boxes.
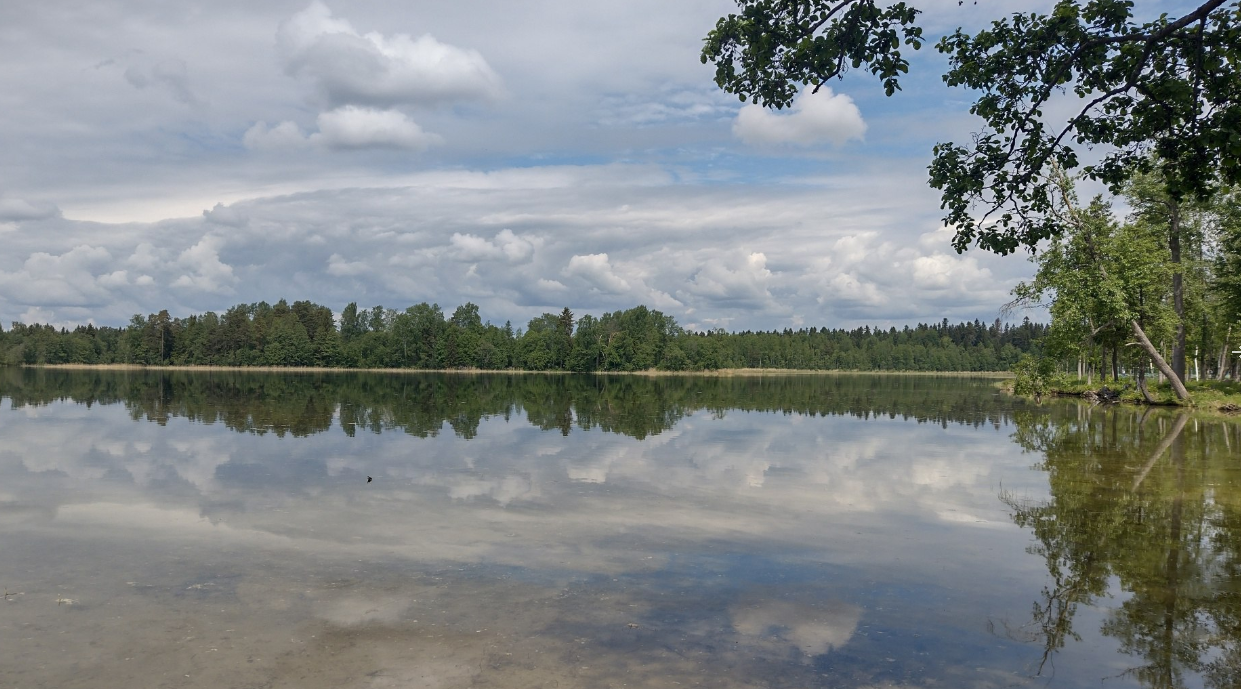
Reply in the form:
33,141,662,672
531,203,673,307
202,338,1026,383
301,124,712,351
1219,325,1232,381
1132,320,1191,400
1169,203,1186,382
1138,366,1156,403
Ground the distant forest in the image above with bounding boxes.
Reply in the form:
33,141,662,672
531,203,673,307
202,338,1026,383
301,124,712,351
0,300,1045,372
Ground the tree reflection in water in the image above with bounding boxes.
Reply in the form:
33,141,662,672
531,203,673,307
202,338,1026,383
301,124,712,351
0,367,1017,440
7,369,1241,685
1007,405,1241,687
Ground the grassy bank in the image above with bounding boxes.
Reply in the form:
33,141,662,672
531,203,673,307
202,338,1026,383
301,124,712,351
1003,376,1241,413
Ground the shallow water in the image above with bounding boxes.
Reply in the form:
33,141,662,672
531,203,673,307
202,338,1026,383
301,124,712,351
1,369,1239,688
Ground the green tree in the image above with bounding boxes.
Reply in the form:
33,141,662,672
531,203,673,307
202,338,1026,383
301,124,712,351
703,0,1241,254
340,302,364,342
555,307,575,369
446,302,484,368
264,313,314,366
392,302,445,368
1009,173,1188,398
517,313,560,370
568,314,603,372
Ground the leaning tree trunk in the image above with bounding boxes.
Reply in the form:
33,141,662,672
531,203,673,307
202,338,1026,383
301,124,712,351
1132,320,1191,401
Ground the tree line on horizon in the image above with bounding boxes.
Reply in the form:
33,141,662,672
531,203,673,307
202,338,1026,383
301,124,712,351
0,300,1045,372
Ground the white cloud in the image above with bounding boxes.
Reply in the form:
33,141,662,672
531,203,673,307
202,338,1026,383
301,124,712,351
314,106,439,150
494,229,535,263
97,270,131,288
245,107,440,151
450,229,534,263
18,306,65,327
125,243,165,272
0,245,115,307
450,232,502,261
830,232,881,266
243,121,310,151
646,289,683,310
733,88,866,147
823,272,887,307
326,252,369,277
563,253,630,294
909,254,992,291
276,1,502,108
683,251,774,306
0,167,1028,332
170,236,237,294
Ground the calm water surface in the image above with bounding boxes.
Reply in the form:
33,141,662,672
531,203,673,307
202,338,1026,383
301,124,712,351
1,369,1239,688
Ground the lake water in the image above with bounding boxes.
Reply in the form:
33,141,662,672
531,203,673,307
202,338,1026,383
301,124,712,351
1,369,1239,688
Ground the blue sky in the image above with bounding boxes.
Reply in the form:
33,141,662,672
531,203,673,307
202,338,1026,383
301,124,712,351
3,0,1186,332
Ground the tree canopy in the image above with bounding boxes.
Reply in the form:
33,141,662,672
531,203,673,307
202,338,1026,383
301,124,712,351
703,0,1241,255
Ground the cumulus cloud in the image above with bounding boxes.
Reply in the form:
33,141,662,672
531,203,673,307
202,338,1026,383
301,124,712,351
909,254,992,291
0,197,61,222
449,229,534,263
563,253,630,294
97,270,131,288
0,245,115,307
276,1,502,107
0,168,1025,331
314,106,439,149
646,289,683,310
822,272,887,307
243,121,310,151
125,243,165,272
170,236,237,294
244,107,440,151
682,252,774,307
326,252,370,277
733,88,866,146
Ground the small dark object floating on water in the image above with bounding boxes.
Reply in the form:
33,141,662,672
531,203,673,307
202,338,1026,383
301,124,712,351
367,476,373,483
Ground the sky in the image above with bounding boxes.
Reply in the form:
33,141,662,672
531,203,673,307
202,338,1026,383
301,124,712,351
0,0,1173,332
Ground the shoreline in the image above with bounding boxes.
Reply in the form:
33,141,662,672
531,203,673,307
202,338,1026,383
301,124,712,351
997,378,1241,416
16,363,1015,378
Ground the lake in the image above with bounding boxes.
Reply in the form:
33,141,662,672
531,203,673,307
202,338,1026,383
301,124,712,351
1,369,1239,688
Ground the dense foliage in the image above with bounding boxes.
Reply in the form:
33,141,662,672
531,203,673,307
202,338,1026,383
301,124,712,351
704,0,1241,255
0,300,1044,372
1010,173,1241,398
